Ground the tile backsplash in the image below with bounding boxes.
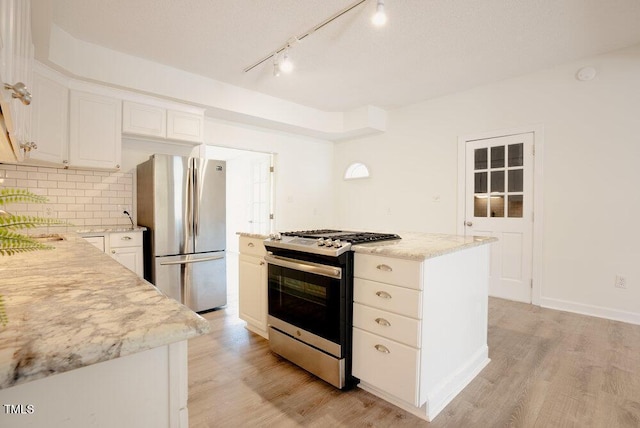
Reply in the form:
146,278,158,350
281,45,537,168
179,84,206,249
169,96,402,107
0,164,133,227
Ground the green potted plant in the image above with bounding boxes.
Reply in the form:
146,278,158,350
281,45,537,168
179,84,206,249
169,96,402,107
0,188,67,326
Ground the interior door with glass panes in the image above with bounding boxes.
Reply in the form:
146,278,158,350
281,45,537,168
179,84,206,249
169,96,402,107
465,133,534,303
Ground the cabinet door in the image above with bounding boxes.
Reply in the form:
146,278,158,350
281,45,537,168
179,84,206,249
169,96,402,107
166,110,203,143
0,0,34,162
238,254,267,333
69,91,122,170
122,101,166,138
110,246,143,277
30,72,68,164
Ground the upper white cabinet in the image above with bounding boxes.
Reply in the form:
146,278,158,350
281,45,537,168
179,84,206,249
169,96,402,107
123,100,204,144
30,70,69,164
166,110,204,143
0,0,34,162
69,90,122,170
122,101,166,138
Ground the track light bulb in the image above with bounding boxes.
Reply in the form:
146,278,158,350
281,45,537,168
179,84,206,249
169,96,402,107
279,49,294,73
372,0,387,26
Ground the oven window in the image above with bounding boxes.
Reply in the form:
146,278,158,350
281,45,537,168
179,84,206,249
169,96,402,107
268,265,342,344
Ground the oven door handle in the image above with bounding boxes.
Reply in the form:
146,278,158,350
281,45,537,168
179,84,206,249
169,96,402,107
264,254,342,279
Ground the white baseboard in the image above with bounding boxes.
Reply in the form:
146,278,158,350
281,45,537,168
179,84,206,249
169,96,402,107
426,346,490,420
540,297,640,326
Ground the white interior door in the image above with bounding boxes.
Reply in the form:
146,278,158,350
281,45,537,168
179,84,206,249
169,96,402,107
464,133,534,303
248,156,272,235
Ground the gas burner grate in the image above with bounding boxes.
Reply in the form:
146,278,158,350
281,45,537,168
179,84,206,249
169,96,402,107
280,230,401,245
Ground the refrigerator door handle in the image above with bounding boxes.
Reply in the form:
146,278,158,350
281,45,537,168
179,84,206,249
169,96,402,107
186,161,194,243
159,255,225,266
193,159,200,237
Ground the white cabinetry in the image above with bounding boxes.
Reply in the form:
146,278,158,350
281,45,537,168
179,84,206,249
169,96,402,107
352,247,490,421
108,231,144,277
166,110,203,143
238,236,268,339
82,230,144,277
122,101,166,138
0,0,34,162
30,69,69,164
122,100,204,143
69,90,122,170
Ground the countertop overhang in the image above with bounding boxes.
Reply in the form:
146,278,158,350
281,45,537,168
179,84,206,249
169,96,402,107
352,231,497,261
0,231,210,390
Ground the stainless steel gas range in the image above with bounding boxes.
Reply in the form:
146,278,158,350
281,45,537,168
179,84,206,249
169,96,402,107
264,229,401,389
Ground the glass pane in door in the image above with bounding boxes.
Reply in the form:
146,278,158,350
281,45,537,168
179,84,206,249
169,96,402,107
491,146,505,168
508,195,523,218
475,172,487,193
508,144,523,167
475,148,488,169
491,171,505,193
490,196,505,217
508,170,523,192
474,196,488,217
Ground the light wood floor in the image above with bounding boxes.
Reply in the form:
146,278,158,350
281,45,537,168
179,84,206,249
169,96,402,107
188,295,640,427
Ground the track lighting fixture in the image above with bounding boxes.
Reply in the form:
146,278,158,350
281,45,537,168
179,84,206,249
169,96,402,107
372,0,387,26
244,0,388,76
279,47,294,74
273,54,281,77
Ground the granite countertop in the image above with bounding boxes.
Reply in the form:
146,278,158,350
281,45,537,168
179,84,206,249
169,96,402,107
352,231,497,261
0,232,210,390
236,232,270,239
74,225,147,234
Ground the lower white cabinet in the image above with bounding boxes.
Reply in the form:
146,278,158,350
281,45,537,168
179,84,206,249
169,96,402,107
352,328,420,405
238,236,268,339
82,230,144,277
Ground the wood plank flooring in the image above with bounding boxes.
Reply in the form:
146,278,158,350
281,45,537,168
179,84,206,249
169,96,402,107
188,293,640,427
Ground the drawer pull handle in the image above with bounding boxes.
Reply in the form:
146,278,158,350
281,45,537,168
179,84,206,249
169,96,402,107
247,242,255,247
259,261,265,266
374,344,390,354
375,318,391,327
121,236,132,240
376,264,393,272
375,291,392,299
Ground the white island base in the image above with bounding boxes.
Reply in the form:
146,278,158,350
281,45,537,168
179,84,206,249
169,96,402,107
351,239,492,422
0,341,188,428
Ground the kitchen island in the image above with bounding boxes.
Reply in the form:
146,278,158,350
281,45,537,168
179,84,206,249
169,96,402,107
350,231,496,421
0,231,209,428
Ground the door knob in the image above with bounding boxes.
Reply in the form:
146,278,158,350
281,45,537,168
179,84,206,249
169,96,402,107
465,221,473,227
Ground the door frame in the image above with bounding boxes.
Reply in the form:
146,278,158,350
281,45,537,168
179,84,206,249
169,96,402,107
456,124,544,305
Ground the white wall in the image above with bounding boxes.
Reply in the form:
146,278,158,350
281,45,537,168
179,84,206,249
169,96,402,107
204,118,335,233
334,44,640,322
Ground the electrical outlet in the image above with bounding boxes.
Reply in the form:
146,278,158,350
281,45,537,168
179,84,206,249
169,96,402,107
614,274,627,289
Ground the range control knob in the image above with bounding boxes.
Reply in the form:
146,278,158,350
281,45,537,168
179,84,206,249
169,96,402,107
324,239,333,247
317,238,325,246
333,240,342,248
270,232,282,241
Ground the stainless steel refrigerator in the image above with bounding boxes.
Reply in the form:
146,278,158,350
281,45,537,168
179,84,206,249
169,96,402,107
136,154,226,312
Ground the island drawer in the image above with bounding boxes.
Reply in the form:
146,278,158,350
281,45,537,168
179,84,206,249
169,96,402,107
353,303,421,348
239,236,267,257
354,278,422,319
352,327,420,406
354,253,422,290
109,231,143,248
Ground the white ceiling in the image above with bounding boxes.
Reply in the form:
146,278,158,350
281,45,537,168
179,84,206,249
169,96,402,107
31,0,640,112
